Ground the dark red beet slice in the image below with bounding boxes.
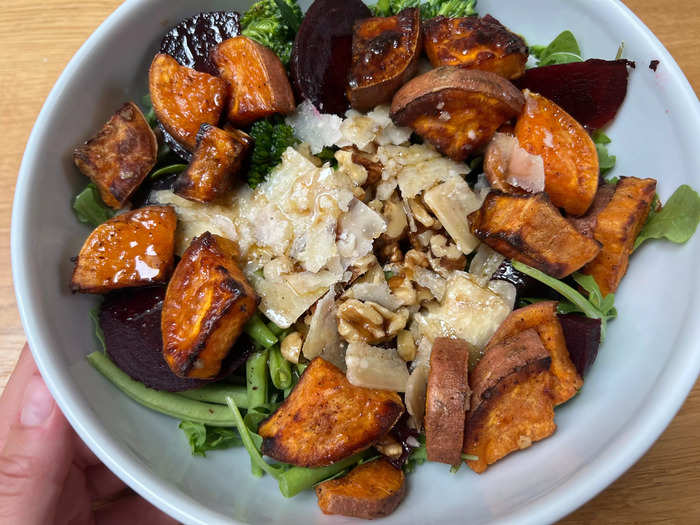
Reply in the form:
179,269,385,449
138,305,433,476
515,59,633,129
290,0,371,115
558,313,601,378
160,11,240,75
99,286,251,391
387,413,421,469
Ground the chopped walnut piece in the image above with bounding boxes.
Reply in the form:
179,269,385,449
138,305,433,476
281,331,303,364
375,435,404,459
429,234,467,271
337,298,409,344
349,147,383,186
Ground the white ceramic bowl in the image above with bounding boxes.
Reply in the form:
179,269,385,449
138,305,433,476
11,1,700,523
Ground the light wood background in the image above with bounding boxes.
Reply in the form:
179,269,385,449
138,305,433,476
0,1,698,522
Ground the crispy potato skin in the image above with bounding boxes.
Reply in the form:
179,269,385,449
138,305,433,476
582,177,657,296
258,358,404,467
348,8,422,111
173,125,252,203
464,361,555,474
468,191,601,278
515,91,599,216
425,337,470,465
391,67,524,161
487,302,582,405
73,102,157,209
423,15,528,79
161,232,257,379
149,53,228,151
213,36,295,127
71,206,176,293
316,458,406,519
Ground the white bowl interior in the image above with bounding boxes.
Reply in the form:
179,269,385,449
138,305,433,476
12,0,700,524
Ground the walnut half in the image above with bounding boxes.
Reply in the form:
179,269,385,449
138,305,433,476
337,298,409,344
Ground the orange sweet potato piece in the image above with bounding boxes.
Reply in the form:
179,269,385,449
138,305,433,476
515,90,599,216
487,301,582,405
464,359,555,474
468,191,601,278
348,8,422,111
423,15,528,80
316,458,406,519
71,205,176,293
425,337,470,465
173,124,252,203
73,102,157,209
161,232,257,379
258,358,404,467
213,36,295,127
390,67,524,161
582,177,657,296
149,53,229,152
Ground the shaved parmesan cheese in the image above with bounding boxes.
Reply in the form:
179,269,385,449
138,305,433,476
346,342,409,392
423,176,482,255
302,288,340,361
285,100,343,154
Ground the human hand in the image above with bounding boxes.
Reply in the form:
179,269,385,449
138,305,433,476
0,345,179,525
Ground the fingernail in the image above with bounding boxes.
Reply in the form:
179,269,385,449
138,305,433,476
20,375,55,427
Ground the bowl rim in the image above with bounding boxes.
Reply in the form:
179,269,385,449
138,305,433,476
10,0,700,523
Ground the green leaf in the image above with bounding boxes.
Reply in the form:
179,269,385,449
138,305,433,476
592,130,616,176
72,183,116,227
150,163,187,180
247,117,299,188
634,185,700,250
273,0,301,33
384,270,396,281
510,261,615,340
315,146,339,168
531,30,583,66
179,421,243,457
141,94,157,128
89,307,107,354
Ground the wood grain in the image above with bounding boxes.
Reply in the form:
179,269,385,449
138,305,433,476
0,1,697,522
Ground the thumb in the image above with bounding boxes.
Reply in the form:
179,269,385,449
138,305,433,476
0,374,74,525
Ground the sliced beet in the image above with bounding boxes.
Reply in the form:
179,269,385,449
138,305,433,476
160,11,240,75
387,413,421,469
290,0,371,115
99,286,251,391
515,59,633,129
558,313,601,378
159,124,193,163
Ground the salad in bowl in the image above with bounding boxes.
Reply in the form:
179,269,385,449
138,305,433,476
64,0,700,520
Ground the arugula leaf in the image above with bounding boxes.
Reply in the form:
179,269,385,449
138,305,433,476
511,261,616,340
315,146,339,168
530,30,583,66
179,421,242,457
89,307,107,354
634,185,700,250
73,183,116,227
592,130,616,176
149,163,187,179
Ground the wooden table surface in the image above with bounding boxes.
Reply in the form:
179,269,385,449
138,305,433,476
1,1,698,522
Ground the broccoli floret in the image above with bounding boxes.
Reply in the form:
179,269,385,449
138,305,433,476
247,117,299,188
240,0,303,66
371,0,477,18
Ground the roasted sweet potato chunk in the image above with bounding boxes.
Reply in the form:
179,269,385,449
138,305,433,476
71,206,176,293
149,53,228,151
423,15,528,80
73,102,157,209
161,232,257,379
213,36,295,127
468,192,601,278
173,124,252,203
582,177,657,296
487,301,582,405
464,329,555,473
515,90,599,216
425,337,470,465
258,358,404,467
348,8,422,111
391,67,524,161
316,458,405,519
